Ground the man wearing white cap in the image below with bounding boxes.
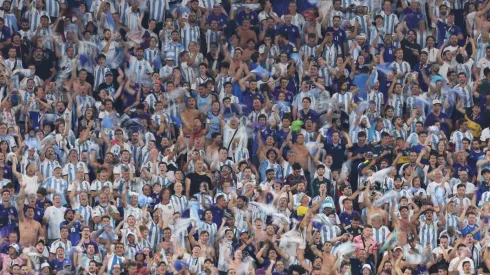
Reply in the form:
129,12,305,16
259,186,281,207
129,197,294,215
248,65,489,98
425,99,451,137
159,54,175,82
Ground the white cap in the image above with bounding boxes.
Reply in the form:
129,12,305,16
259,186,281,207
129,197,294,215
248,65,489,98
432,99,442,105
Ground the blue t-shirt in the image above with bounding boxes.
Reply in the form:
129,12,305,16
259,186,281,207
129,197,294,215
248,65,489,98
211,205,224,225
339,210,360,226
327,27,347,47
299,109,319,124
206,13,228,27
403,8,422,30
60,220,83,245
236,10,259,26
425,112,450,137
436,20,462,47
276,24,301,45
452,163,474,179
378,44,396,63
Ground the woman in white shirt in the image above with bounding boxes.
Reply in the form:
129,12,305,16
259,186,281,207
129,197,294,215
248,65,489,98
153,188,175,224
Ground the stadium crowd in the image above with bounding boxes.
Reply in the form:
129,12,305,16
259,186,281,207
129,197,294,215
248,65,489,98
0,0,490,274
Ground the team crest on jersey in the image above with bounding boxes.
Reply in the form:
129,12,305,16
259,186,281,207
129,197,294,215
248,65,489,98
292,29,295,32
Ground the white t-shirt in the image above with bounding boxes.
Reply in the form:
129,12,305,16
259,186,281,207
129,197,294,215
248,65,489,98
23,174,39,197
44,206,67,239
477,57,490,79
448,256,474,274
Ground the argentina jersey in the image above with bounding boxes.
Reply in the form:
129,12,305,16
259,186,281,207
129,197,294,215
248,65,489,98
259,159,282,181
419,222,438,248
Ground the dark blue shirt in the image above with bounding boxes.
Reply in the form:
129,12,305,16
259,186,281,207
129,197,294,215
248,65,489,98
0,204,16,229
236,10,259,26
413,63,431,92
275,24,301,45
425,112,450,137
51,258,65,274
349,258,374,275
468,150,484,172
211,205,224,225
436,20,462,47
327,27,347,47
452,163,474,179
298,109,319,124
242,89,265,115
0,26,11,43
339,210,360,226
233,242,256,258
270,0,289,16
476,182,489,202
206,13,229,27
278,41,298,56
60,220,82,245
377,44,396,63
404,8,423,30
272,89,294,104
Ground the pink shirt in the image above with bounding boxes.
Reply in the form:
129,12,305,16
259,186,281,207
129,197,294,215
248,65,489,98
0,253,24,274
352,235,377,254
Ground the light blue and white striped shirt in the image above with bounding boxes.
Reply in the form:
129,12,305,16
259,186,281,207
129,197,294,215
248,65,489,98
419,222,439,249
149,0,166,22
181,22,200,50
372,226,391,244
450,130,473,152
170,194,188,214
42,177,68,202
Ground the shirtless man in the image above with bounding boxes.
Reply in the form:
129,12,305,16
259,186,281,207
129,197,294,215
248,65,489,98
288,134,312,171
189,228,215,260
181,97,201,137
17,182,44,247
314,242,337,274
363,182,389,225
391,204,418,246
205,133,222,166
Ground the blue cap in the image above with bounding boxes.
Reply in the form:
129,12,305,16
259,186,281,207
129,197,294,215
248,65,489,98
173,260,189,271
63,260,72,268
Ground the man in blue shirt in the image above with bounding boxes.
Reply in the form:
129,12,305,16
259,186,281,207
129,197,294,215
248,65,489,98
0,189,16,238
236,4,259,28
60,208,83,245
206,4,228,30
275,14,301,47
298,97,319,125
326,17,347,51
430,10,464,47
0,17,11,46
211,195,226,225
425,99,452,137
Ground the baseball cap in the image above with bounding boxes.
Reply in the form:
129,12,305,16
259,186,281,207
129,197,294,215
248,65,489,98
105,70,113,76
63,260,72,268
8,244,19,253
432,99,441,105
41,262,51,269
362,264,371,270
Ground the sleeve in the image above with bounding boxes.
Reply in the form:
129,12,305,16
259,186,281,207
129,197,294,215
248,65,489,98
449,131,456,144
